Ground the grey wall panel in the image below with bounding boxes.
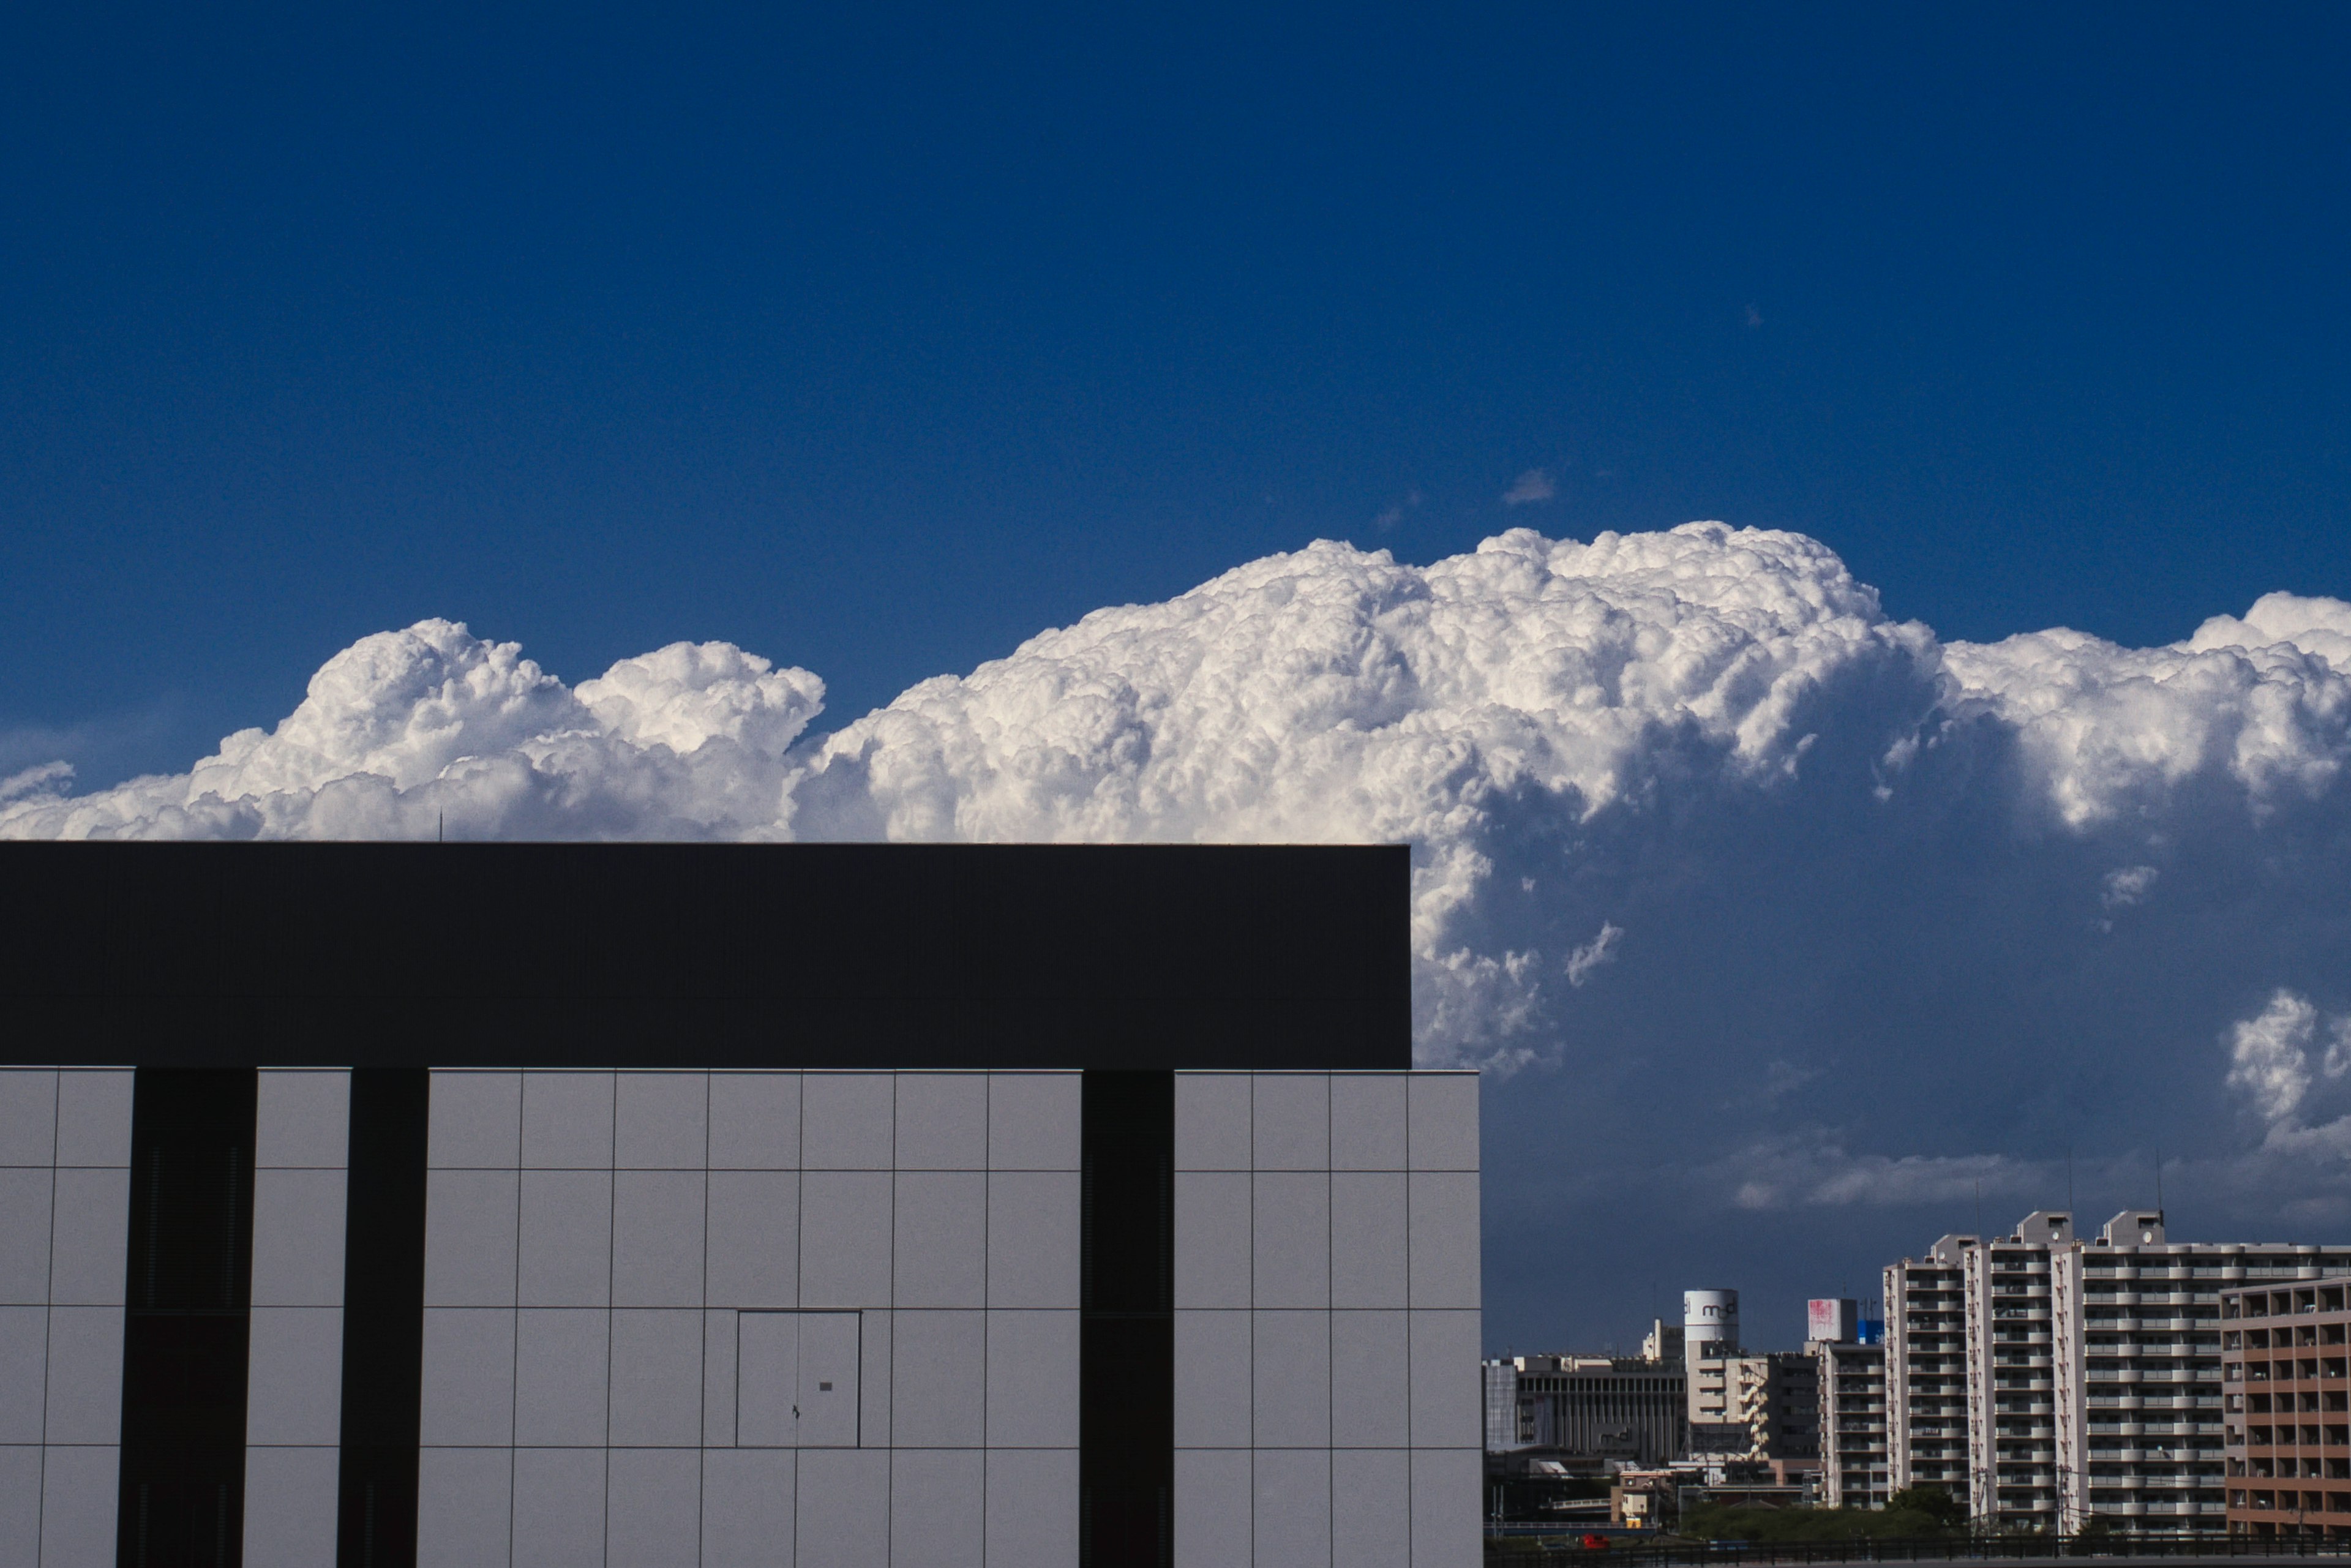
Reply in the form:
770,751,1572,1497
799,1172,893,1308
419,1308,517,1446
986,1072,1080,1172
513,1308,610,1446
701,1310,738,1447
250,1168,349,1307
1406,1174,1480,1311
888,1447,983,1568
1251,1173,1330,1310
0,1070,56,1164
705,1171,797,1307
41,1306,122,1444
795,1447,888,1568
429,1071,521,1170
1250,1075,1329,1172
893,1074,987,1172
1409,1448,1480,1568
701,1448,794,1568
612,1171,706,1308
893,1309,985,1447
242,1444,341,1568
0,1444,35,1566
858,1308,891,1449
1331,1447,1411,1568
613,1073,707,1170
511,1446,606,1568
708,1073,800,1171
605,1447,700,1568
255,1069,350,1169
51,1070,131,1168
1251,1448,1331,1567
1171,1447,1250,1568
609,1310,702,1447
1172,1310,1251,1449
1172,1075,1250,1172
797,1311,863,1447
1330,1172,1408,1310
520,1071,615,1171
246,1306,345,1446
1329,1310,1409,1448
37,1441,119,1568
0,1310,44,1442
893,1171,986,1308
1252,1311,1330,1449
1172,1172,1250,1310
0,1168,51,1304
517,1169,612,1307
45,1168,127,1306
985,1171,1079,1310
800,1075,894,1171
735,1311,800,1448
984,1309,1081,1449
1405,1076,1478,1172
1329,1075,1406,1172
416,1446,514,1568
1408,1313,1483,1449
426,1169,521,1307
983,1447,1078,1568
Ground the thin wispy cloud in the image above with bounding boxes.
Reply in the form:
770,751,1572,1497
1501,468,1555,506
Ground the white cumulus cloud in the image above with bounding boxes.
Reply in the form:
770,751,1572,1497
10,520,2351,1334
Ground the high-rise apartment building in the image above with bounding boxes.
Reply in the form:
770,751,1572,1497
1883,1208,2351,1534
1816,1338,1888,1509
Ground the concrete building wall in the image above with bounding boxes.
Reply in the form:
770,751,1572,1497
0,1067,134,1568
2,1063,1479,1568
1171,1070,1480,1568
413,1067,1086,1568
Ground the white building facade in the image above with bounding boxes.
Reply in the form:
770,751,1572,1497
0,841,1476,1568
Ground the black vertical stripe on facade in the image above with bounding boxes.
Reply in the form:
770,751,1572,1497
335,1068,429,1568
1079,1071,1174,1568
118,1067,258,1568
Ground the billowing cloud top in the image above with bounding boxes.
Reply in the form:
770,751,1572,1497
10,522,2350,1340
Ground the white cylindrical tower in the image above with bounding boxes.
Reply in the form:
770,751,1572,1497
1682,1288,1739,1355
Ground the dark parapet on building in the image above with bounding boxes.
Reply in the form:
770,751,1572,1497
0,841,1409,1070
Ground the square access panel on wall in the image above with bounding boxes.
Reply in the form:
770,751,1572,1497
737,1311,861,1447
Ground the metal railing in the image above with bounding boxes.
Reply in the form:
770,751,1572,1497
1485,1535,2351,1567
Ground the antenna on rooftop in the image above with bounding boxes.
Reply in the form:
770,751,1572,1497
438,809,444,843
2067,1147,2074,1217
2155,1147,2164,1221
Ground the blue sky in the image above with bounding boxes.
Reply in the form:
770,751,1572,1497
9,3,2351,1352
9,1,2347,781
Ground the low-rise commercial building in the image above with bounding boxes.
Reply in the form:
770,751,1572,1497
1482,1355,1686,1465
